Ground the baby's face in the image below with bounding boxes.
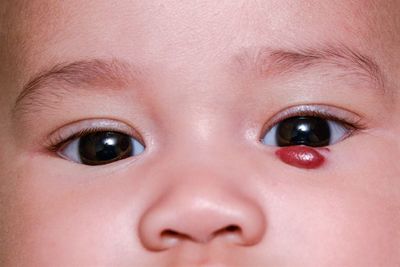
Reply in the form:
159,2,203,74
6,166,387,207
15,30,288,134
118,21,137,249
1,0,400,266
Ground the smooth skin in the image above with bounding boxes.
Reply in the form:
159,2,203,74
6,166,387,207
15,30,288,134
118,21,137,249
1,0,400,266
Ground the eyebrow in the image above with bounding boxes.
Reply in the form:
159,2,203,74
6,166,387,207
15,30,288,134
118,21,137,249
13,58,140,115
252,44,385,91
14,44,385,117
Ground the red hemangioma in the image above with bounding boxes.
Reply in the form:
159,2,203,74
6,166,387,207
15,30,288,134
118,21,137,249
275,146,326,169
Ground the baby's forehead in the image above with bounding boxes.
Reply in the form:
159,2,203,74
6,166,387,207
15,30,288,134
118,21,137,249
1,0,399,80
2,1,398,42
3,1,398,50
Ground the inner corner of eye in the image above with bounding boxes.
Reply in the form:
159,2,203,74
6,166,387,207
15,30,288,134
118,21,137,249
260,124,278,145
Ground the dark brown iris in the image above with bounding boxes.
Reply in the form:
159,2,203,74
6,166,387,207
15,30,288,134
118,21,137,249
79,131,132,165
276,116,330,147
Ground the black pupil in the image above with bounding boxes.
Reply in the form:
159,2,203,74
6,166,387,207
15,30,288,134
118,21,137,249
79,131,133,165
276,116,331,147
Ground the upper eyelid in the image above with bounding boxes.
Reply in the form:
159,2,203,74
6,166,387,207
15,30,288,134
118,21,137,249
44,105,364,149
45,118,142,149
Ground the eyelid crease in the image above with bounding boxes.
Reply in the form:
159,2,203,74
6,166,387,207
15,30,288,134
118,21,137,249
260,104,367,139
46,119,143,152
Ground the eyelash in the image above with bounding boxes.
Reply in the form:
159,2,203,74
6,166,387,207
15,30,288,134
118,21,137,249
47,127,138,153
46,106,366,153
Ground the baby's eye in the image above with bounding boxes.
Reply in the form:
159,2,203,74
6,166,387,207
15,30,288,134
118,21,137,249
58,131,145,165
261,116,351,147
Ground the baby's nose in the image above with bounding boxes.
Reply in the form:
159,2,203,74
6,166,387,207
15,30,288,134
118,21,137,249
138,184,266,251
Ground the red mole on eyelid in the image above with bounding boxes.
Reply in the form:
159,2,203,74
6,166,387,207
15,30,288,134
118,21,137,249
275,146,328,169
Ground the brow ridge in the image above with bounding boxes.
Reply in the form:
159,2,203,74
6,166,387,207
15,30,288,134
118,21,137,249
14,58,136,114
257,43,385,91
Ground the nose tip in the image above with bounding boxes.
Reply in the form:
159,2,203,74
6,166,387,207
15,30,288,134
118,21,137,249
138,188,266,251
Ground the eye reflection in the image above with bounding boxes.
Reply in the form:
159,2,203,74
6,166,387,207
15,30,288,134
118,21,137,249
59,131,145,165
262,116,350,147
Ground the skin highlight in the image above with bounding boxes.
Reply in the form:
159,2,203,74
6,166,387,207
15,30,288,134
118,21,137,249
0,1,400,266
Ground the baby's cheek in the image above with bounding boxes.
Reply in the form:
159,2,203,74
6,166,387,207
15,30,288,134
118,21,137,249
322,193,400,263
269,136,400,264
0,155,141,265
278,187,400,265
331,134,400,201
313,137,400,263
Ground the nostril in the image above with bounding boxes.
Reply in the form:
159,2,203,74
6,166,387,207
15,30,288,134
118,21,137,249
212,224,243,243
214,224,241,235
157,229,191,249
160,225,243,245
161,229,190,240
225,225,241,233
